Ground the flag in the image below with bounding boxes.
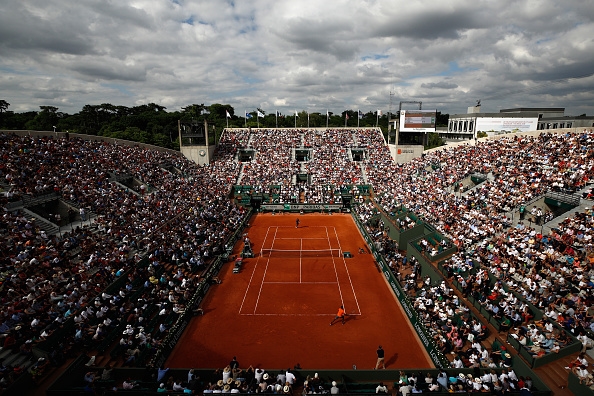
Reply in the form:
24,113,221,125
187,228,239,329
377,109,383,116
295,110,299,117
257,110,265,118
358,110,363,119
245,112,253,119
226,110,231,118
277,111,281,117
345,113,349,120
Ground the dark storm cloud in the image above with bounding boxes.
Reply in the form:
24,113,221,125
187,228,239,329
0,0,592,116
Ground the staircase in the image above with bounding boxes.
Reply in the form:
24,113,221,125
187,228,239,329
21,208,59,235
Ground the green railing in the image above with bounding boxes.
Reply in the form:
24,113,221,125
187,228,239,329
437,257,581,368
148,209,252,368
568,371,594,396
351,212,450,368
47,367,552,396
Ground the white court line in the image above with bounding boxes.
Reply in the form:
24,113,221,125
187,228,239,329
326,226,345,310
275,237,329,240
239,224,362,317
300,238,302,283
240,313,362,316
263,281,338,284
268,226,336,228
253,226,279,314
238,226,275,314
333,226,362,315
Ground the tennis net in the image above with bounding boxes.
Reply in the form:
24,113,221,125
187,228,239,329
260,248,342,258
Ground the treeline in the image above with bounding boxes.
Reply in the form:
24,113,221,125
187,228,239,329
0,100,448,150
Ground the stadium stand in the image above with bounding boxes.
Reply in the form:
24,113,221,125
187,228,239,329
0,127,593,395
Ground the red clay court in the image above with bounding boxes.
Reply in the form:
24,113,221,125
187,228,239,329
167,213,432,370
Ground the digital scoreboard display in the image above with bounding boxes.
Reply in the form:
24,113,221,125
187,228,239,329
399,110,436,132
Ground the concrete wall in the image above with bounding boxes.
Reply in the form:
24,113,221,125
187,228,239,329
388,144,424,163
0,130,182,156
180,145,217,166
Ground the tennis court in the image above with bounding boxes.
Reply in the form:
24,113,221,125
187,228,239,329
167,213,431,370
239,225,361,317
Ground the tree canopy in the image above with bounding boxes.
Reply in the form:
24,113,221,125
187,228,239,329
0,101,448,150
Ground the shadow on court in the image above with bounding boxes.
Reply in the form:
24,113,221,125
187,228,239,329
385,353,399,367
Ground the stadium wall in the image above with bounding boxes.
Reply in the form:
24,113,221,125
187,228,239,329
387,144,424,163
0,130,182,156
180,145,217,165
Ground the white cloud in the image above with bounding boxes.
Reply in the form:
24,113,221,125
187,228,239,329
0,0,593,116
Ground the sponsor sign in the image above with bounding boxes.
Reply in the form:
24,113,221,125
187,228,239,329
261,204,343,211
475,117,538,134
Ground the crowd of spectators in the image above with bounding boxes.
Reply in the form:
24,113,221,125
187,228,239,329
238,129,301,187
303,129,363,186
2,126,594,391
353,129,594,373
0,133,248,389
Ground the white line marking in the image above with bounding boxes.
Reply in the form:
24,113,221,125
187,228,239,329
253,226,278,314
240,313,363,316
274,237,329,240
300,238,302,283
238,226,274,314
267,226,336,228
263,282,338,284
333,226,362,315
240,221,363,316
326,226,345,310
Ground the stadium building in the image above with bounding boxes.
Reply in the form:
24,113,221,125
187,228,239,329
0,125,592,396
446,106,594,140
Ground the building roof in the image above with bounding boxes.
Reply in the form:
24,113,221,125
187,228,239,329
450,112,540,119
499,107,565,113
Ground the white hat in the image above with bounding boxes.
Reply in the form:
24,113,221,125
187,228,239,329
332,381,337,386
263,373,269,380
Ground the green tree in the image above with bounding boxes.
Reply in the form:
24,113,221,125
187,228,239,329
25,106,61,131
426,132,445,149
181,104,205,120
208,103,234,120
0,100,10,128
436,112,449,127
0,100,9,113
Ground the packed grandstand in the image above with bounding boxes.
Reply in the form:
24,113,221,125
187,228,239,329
0,127,593,395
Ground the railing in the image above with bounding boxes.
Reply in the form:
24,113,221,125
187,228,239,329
438,258,582,368
148,209,253,368
545,190,580,207
22,191,58,207
351,211,451,369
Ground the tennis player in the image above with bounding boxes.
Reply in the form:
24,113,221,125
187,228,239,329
330,305,346,326
295,218,300,228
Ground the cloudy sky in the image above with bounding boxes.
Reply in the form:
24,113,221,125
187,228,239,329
1,0,593,116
